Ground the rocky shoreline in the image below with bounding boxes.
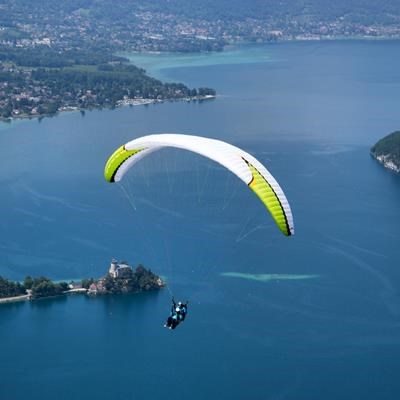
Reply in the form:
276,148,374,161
371,153,400,173
370,131,400,174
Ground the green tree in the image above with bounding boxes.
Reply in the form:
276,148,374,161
23,275,33,289
81,278,94,289
0,276,26,298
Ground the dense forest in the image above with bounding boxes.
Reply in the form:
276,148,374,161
0,276,26,298
102,265,164,294
0,276,68,299
0,46,126,68
371,131,400,171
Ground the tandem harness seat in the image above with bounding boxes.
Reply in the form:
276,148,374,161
164,298,188,330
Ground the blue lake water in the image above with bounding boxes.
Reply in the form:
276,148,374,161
1,41,400,399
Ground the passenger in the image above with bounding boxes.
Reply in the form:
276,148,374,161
164,298,188,329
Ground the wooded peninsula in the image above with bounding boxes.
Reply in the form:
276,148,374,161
370,131,400,173
0,261,164,303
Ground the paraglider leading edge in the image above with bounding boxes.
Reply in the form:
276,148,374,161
104,133,294,236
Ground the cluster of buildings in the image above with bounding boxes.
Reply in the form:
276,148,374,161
0,67,46,119
87,259,134,295
282,20,400,41
67,259,135,295
3,4,400,57
2,2,400,121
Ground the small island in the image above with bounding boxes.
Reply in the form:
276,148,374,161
370,131,400,173
0,259,164,304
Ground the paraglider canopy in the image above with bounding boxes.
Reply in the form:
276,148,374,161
104,133,294,236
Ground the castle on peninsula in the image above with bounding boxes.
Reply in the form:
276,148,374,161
108,259,133,278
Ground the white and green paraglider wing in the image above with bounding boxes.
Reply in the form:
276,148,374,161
104,134,294,236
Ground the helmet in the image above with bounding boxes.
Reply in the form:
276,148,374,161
178,302,182,306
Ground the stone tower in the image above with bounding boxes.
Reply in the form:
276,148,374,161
109,259,118,278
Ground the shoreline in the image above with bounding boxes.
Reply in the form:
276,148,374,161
0,264,165,305
2,37,398,125
0,294,31,304
0,289,87,304
371,153,400,174
125,36,400,58
0,95,216,125
0,286,165,305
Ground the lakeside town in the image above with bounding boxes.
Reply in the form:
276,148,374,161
1,1,400,121
0,62,216,122
2,1,400,54
0,259,164,304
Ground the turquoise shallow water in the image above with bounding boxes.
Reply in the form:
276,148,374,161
124,44,276,81
1,41,400,399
